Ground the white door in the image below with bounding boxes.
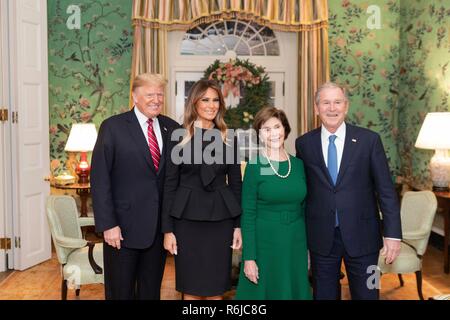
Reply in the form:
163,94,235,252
174,72,203,123
10,0,51,270
0,0,10,272
0,50,5,273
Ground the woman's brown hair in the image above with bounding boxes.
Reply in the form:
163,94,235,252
181,79,228,144
253,106,291,140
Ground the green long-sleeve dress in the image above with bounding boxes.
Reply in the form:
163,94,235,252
235,155,312,300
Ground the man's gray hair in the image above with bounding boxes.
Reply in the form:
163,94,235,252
314,82,349,105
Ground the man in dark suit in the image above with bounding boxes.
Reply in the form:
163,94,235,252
296,82,402,300
91,73,180,300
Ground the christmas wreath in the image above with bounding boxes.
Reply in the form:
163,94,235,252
203,58,270,129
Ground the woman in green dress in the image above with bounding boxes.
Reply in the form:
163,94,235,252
235,107,312,300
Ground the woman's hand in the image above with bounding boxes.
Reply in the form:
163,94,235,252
164,232,178,255
231,228,242,250
244,260,259,284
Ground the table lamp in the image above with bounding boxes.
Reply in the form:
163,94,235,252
415,112,450,192
64,123,98,184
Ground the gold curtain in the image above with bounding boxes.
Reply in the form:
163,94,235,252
131,0,329,129
298,26,329,134
132,0,328,32
130,25,168,112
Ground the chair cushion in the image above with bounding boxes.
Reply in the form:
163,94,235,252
63,244,104,286
378,242,421,274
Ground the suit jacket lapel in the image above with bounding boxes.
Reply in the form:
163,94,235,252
157,116,170,175
126,109,156,173
311,128,335,187
336,123,357,186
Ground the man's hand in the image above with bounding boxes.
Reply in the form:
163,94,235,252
380,238,401,264
104,226,123,249
164,232,178,255
244,260,259,284
231,228,242,250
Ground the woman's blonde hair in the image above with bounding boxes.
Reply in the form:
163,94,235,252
181,79,228,145
132,73,167,92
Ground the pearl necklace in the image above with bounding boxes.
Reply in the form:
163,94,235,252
263,149,291,179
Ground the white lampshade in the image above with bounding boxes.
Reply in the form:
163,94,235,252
64,123,98,152
415,112,450,149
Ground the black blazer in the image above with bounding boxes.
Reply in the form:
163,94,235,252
296,123,402,257
161,128,242,233
91,109,180,249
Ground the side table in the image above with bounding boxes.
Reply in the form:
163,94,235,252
50,181,91,217
433,191,450,274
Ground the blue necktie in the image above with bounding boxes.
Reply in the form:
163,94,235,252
328,135,339,226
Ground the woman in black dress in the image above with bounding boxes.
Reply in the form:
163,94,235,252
161,79,242,300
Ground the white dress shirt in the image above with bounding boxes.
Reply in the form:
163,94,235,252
134,107,163,153
321,122,346,171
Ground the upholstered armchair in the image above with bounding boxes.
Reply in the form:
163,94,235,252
46,195,104,300
378,191,437,300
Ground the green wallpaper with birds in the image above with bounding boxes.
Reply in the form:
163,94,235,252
47,0,450,186
397,0,450,187
329,0,450,185
47,0,132,175
328,0,402,176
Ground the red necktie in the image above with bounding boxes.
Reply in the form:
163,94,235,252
147,118,160,171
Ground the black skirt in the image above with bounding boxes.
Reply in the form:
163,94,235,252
173,218,234,296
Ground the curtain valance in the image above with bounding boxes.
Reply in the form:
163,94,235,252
132,0,328,32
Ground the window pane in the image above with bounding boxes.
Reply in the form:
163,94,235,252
213,22,227,36
222,35,237,51
180,40,196,55
211,41,227,55
235,41,250,56
251,45,265,56
180,19,279,56
268,81,276,106
265,40,280,55
225,21,236,34
235,22,248,37
184,81,196,104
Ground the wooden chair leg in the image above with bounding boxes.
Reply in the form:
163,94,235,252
415,270,424,300
61,279,68,300
398,274,404,287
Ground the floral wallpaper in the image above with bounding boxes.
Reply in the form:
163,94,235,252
398,0,450,187
47,0,132,174
328,0,450,185
46,0,450,186
328,0,402,175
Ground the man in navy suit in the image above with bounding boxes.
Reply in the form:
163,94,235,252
296,82,402,300
91,73,180,299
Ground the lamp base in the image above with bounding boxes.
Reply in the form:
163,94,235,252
430,149,450,194
432,185,449,192
75,151,91,185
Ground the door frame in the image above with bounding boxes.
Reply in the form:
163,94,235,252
0,0,14,271
1,0,51,271
167,28,298,152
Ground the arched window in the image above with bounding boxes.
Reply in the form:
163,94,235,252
181,19,280,56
